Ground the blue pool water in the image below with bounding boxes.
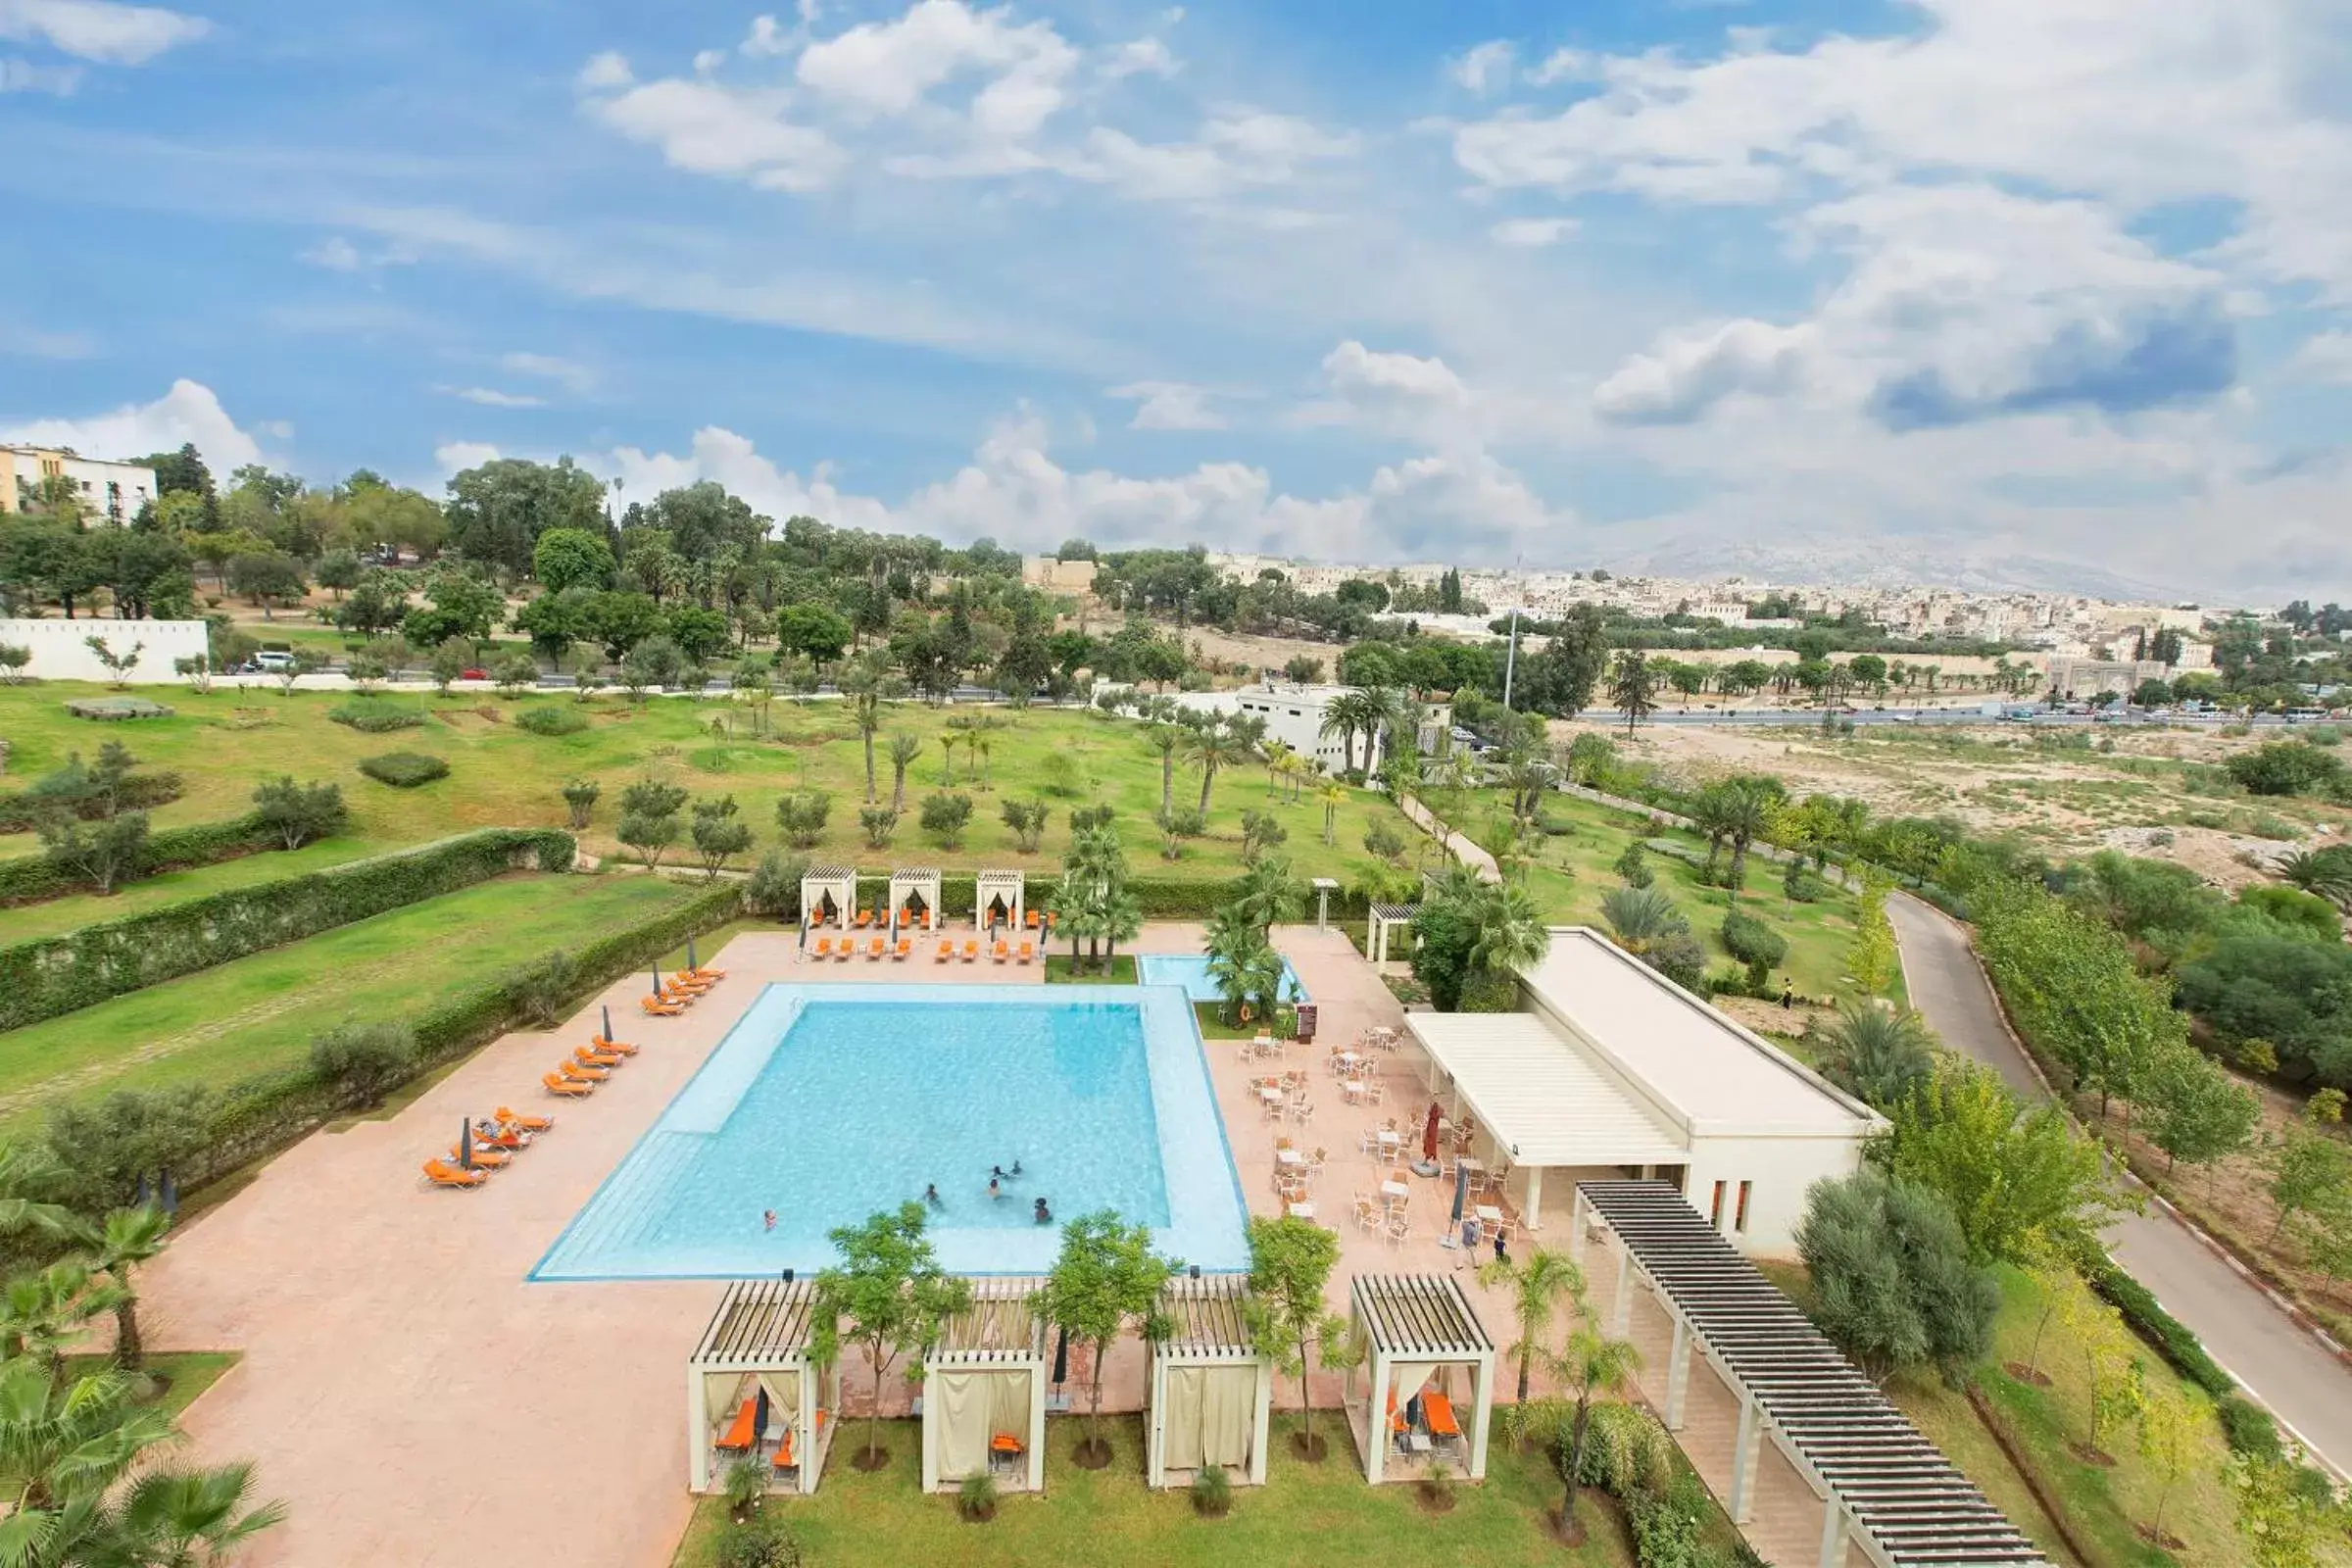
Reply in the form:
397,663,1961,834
531,986,1250,1279
1136,954,1309,1004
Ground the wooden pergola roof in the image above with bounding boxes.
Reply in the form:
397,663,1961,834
927,1277,1048,1366
1579,1180,2047,1567
1349,1273,1493,1358
1156,1276,1261,1361
688,1279,820,1370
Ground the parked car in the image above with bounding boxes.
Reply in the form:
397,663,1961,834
461,667,487,681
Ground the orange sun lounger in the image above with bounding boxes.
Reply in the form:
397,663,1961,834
559,1059,610,1083
576,1045,624,1069
714,1398,759,1454
422,1158,487,1189
866,937,886,959
543,1072,594,1098
667,972,714,994
450,1145,511,1169
497,1105,555,1131
936,940,954,962
1024,908,1040,929
687,962,727,980
642,996,687,1017
962,940,979,962
1424,1391,1461,1442
894,938,911,960
992,940,1009,963
812,937,833,959
590,1035,638,1055
1016,940,1034,964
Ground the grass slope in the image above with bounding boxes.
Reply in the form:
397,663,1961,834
0,872,692,1130
0,684,1416,887
670,1414,1650,1568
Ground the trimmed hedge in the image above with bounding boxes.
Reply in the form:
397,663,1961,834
328,698,425,733
839,871,1368,924
0,769,182,832
2088,1257,2235,1398
514,706,588,736
0,811,279,906
0,828,575,1031
360,752,450,788
189,879,741,1185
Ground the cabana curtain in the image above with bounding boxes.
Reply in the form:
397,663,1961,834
1158,1365,1253,1473
1162,1368,1204,1472
1389,1361,1440,1411
758,1372,801,1431
935,1372,989,1481
704,1372,743,1425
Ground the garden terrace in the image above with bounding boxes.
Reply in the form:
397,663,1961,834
1573,1179,2045,1568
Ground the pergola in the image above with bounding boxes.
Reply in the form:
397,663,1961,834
1345,1273,1495,1486
921,1277,1049,1494
974,868,1024,933
685,1279,841,1497
1145,1276,1273,1489
1574,1179,2047,1568
889,867,942,932
800,864,856,929
1366,903,1418,965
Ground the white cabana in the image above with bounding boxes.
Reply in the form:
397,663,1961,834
800,864,856,929
921,1278,1049,1494
1345,1273,1495,1486
889,867,942,932
974,868,1024,934
1404,1010,1688,1231
1146,1277,1273,1489
1367,903,1418,965
686,1279,841,1496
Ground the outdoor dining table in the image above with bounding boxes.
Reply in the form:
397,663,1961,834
1475,1204,1504,1227
1380,1179,1408,1202
1256,1087,1283,1104
1341,1080,1365,1102
1275,1148,1305,1167
1376,1129,1400,1146
1286,1200,1316,1220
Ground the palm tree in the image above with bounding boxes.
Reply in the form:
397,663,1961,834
0,1359,172,1522
887,733,922,813
1477,1248,1586,1406
1358,686,1401,773
1598,885,1685,955
1229,855,1305,936
1261,739,1296,796
1689,782,1740,882
1207,934,1282,1026
1318,781,1345,846
1146,722,1184,815
841,658,889,803
110,1462,288,1568
2278,847,2352,910
1467,879,1548,981
1,1260,123,1382
1719,777,1777,893
1275,750,1308,804
1544,1325,1642,1544
81,1204,172,1372
1317,695,1366,774
1187,718,1252,814
969,713,1006,789
1816,1004,1936,1111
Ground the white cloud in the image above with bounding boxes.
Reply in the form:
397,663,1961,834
2292,329,2352,383
0,0,207,66
1,378,263,470
583,76,846,193
1103,35,1175,80
0,55,78,91
576,49,631,89
442,386,546,409
434,441,502,474
742,15,792,58
1489,217,1576,247
501,351,593,393
299,234,363,271
1321,340,1469,406
1451,40,1512,94
795,0,1071,121
1107,380,1224,430
1592,318,1812,423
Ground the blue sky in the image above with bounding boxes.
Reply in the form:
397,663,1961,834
5,0,2351,599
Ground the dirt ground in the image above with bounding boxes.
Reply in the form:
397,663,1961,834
1566,717,2351,875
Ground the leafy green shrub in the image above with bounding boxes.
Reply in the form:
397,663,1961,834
1574,1401,1673,1499
327,697,424,733
251,776,347,850
0,812,277,906
1783,858,1821,902
0,829,574,1030
2226,741,2344,798
1614,839,1653,888
0,767,181,832
722,1456,769,1517
1796,1168,1996,1385
956,1471,998,1522
359,752,450,788
514,706,587,736
713,1517,804,1568
1719,908,1788,972
309,1021,416,1110
920,792,974,849
2217,1394,2282,1461
561,777,600,828
1626,1467,1711,1568
2305,725,2342,747
744,850,810,919
1642,930,1709,994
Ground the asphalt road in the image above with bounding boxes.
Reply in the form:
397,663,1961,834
1887,893,2352,1478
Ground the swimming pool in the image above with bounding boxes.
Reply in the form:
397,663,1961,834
1136,954,1309,1004
531,986,1250,1279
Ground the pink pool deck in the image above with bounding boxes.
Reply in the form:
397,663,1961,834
142,918,1820,1566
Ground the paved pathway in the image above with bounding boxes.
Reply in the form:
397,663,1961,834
1396,795,1499,882
1887,893,2352,1477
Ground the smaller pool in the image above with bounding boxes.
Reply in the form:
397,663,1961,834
1138,953,1309,1004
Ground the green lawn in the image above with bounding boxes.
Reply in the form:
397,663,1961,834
1434,788,1886,1004
0,684,1418,889
0,872,694,1130
1044,955,1138,984
61,1350,240,1422
670,1413,1649,1568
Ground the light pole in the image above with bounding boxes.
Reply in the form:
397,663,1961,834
1501,604,1522,710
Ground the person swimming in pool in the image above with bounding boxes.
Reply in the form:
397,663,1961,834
988,1177,1004,1200
924,1183,942,1207
1034,1197,1052,1225
762,1209,776,1232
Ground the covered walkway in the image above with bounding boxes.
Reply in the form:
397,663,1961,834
1574,1179,2046,1568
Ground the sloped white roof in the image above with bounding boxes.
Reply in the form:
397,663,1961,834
1403,1012,1688,1168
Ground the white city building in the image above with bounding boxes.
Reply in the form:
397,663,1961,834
1404,928,1883,1254
0,446,159,524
